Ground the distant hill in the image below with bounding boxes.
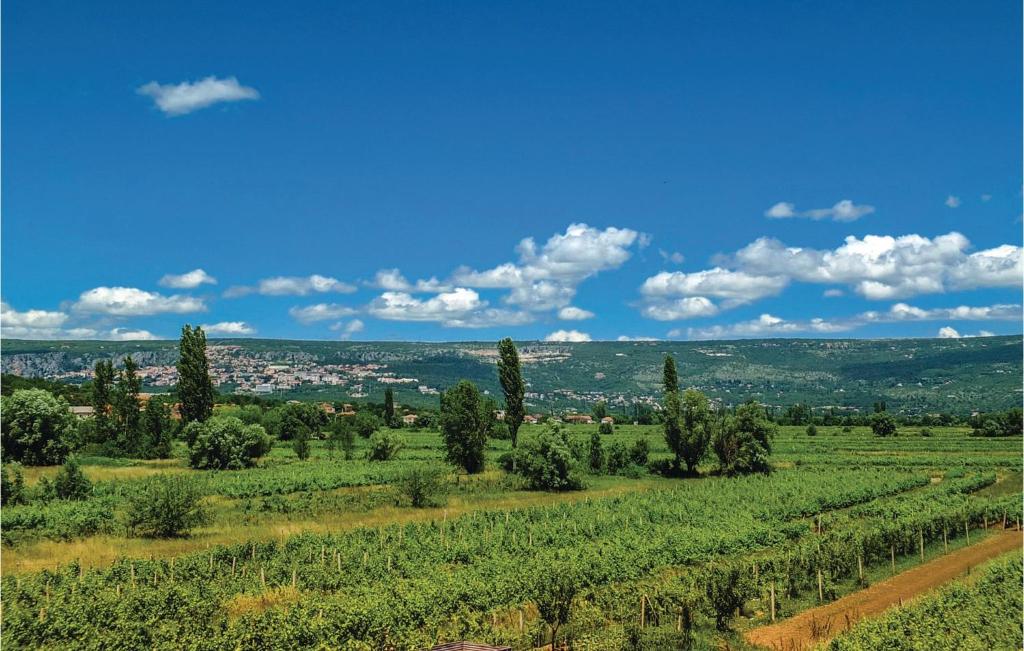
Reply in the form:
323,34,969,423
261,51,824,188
2,335,1021,415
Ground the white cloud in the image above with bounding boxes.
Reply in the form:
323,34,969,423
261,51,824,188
659,250,685,264
366,288,532,328
289,303,358,324
937,326,960,338
617,335,659,341
72,287,206,316
544,329,592,342
332,319,364,340
641,268,788,303
256,275,357,296
159,269,217,289
641,296,719,321
765,199,875,222
945,195,961,208
372,269,412,291
137,76,259,116
108,328,161,341
1,302,69,329
980,194,992,202
730,231,1021,301
861,302,1021,323
201,321,256,335
558,306,595,320
823,289,844,297
682,314,851,340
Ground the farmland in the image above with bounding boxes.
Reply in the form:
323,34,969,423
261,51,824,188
2,423,1020,650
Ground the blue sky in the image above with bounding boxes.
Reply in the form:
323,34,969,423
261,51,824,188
2,0,1021,342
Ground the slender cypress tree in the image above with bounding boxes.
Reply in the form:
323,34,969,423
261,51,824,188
497,337,526,456
113,356,142,454
383,387,396,427
663,354,679,395
177,325,214,425
91,360,115,443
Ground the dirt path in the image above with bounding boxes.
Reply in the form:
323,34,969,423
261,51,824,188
745,528,1023,650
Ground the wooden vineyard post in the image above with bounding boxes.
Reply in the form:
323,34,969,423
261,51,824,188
919,530,924,562
291,569,297,589
890,545,895,574
857,555,863,581
770,582,776,622
983,515,988,530
337,554,342,573
519,609,524,633
965,520,970,544
321,545,325,564
130,563,136,588
260,567,266,590
209,553,214,571
1003,511,1007,529
639,595,645,628
943,528,948,553
817,569,824,602
231,557,237,577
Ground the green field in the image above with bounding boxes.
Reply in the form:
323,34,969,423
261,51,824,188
2,423,1021,650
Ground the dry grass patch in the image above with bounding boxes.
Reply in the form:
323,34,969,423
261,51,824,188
224,586,304,620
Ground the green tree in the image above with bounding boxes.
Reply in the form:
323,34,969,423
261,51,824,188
91,360,115,443
870,412,898,437
396,466,448,507
439,380,488,474
713,401,775,475
292,425,311,460
113,356,142,455
177,325,215,425
588,430,604,471
353,411,380,438
383,387,396,427
125,475,209,538
704,563,748,631
677,389,713,474
535,565,579,648
592,400,608,421
497,337,526,464
328,418,356,459
663,354,679,394
142,399,173,459
1,389,74,465
53,456,93,500
515,425,585,491
1,464,27,506
185,416,271,470
367,430,404,461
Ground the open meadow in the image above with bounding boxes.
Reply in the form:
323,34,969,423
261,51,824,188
3,422,1021,650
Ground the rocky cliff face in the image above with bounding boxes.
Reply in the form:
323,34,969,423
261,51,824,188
1,349,179,377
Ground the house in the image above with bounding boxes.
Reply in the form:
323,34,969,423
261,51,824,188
70,406,95,419
319,402,336,415
523,414,539,424
402,414,418,425
564,414,593,424
601,416,615,425
339,403,357,416
494,409,505,421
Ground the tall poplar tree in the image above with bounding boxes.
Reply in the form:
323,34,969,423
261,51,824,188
91,360,115,443
177,325,214,425
497,337,526,459
383,387,396,427
113,356,142,454
663,354,679,394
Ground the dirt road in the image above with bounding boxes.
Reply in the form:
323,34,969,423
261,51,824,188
744,528,1023,650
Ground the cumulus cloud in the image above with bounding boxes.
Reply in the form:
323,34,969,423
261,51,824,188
137,76,259,116
765,199,875,222
289,303,358,324
860,302,1021,323
367,288,532,328
617,335,659,341
1,301,69,329
544,329,592,342
659,250,685,264
557,306,595,321
72,287,205,316
159,269,217,289
641,268,788,304
944,195,961,208
823,289,845,297
641,297,719,321
681,314,851,340
229,275,358,297
332,319,365,340
108,328,161,341
201,321,256,335
937,326,960,338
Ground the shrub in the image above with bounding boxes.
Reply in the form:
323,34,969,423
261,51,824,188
534,564,579,647
920,427,933,437
841,425,853,433
353,411,381,438
53,457,92,500
713,401,775,475
439,380,488,474
367,430,404,461
186,416,271,470
124,476,209,538
704,563,749,631
806,424,818,437
606,441,631,474
870,412,898,437
588,431,604,471
629,437,650,467
1,463,27,506
1,389,75,465
292,426,311,460
396,466,448,507
515,426,585,491
327,418,356,459
598,420,613,435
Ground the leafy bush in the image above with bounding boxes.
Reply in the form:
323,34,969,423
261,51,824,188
713,401,775,475
353,411,381,438
598,420,613,435
1,389,75,465
870,412,898,437
396,466,448,507
534,564,579,647
515,426,585,491
629,437,650,467
185,416,271,470
806,424,818,437
588,430,604,471
124,475,209,538
704,563,749,631
439,380,489,474
53,457,93,500
1,463,27,506
292,426,311,460
920,427,933,437
970,409,1022,437
367,430,404,461
606,441,630,474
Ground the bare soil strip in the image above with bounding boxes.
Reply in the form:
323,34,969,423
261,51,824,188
744,528,1023,650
